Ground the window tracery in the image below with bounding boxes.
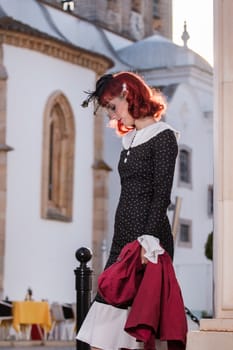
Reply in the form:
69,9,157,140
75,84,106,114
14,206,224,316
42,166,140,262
41,92,75,222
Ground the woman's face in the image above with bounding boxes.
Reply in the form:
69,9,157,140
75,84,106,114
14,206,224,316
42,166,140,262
105,96,135,127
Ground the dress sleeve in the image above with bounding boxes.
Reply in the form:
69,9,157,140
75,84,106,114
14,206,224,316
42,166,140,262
144,129,178,237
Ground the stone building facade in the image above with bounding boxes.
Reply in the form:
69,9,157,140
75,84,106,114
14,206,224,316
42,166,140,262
42,0,172,40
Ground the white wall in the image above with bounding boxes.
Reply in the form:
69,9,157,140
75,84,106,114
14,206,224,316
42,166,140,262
175,263,213,314
166,83,213,314
103,118,122,250
3,44,96,303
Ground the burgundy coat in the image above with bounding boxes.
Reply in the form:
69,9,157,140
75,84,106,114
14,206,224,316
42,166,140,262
98,240,144,307
98,240,187,350
125,245,187,350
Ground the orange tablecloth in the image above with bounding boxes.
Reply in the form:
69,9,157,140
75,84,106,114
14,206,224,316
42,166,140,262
12,301,52,333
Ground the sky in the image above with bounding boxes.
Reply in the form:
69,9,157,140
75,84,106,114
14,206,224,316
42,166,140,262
173,0,213,66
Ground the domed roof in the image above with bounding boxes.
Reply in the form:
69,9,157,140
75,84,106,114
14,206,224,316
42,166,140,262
117,34,212,73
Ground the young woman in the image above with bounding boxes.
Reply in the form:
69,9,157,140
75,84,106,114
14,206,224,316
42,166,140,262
77,72,187,350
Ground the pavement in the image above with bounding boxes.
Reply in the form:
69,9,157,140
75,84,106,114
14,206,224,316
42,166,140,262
0,341,76,349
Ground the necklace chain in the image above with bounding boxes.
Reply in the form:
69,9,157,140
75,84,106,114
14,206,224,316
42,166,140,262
124,132,137,163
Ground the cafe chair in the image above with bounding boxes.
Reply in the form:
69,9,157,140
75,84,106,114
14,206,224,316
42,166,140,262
49,302,75,340
0,300,13,340
62,303,76,340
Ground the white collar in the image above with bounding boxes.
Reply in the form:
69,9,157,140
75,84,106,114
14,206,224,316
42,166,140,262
122,121,180,150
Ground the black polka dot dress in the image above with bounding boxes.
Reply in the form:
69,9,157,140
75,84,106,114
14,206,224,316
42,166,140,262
77,122,180,349
95,122,179,304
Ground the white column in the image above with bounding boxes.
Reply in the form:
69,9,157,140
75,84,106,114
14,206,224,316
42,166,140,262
213,0,233,319
186,1,233,348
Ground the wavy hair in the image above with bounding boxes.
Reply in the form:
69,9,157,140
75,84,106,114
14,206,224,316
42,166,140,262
99,72,166,135
82,71,166,135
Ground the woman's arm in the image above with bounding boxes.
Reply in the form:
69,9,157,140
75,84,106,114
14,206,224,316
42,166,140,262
144,129,178,237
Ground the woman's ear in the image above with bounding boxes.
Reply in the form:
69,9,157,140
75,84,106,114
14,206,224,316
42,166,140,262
120,91,128,99
120,83,128,99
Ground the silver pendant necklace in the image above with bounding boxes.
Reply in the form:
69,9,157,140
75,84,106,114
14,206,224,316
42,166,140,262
124,132,137,163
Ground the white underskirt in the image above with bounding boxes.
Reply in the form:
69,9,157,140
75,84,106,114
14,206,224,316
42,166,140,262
76,301,143,350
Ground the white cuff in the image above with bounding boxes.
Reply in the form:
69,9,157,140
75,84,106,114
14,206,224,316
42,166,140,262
137,234,164,264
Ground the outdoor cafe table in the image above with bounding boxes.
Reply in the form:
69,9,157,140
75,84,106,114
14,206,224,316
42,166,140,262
12,301,52,339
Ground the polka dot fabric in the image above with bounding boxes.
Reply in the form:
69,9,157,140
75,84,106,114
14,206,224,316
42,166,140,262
95,129,178,305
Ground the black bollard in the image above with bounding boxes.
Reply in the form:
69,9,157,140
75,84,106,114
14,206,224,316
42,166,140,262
74,247,93,350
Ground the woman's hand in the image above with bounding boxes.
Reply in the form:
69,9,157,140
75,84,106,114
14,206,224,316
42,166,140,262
141,246,149,264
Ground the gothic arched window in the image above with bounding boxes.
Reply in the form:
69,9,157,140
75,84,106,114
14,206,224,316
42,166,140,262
41,92,75,222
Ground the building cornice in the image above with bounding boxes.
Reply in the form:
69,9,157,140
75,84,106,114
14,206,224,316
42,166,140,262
0,16,113,75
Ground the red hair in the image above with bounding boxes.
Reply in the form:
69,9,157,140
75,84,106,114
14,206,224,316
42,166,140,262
98,72,166,135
